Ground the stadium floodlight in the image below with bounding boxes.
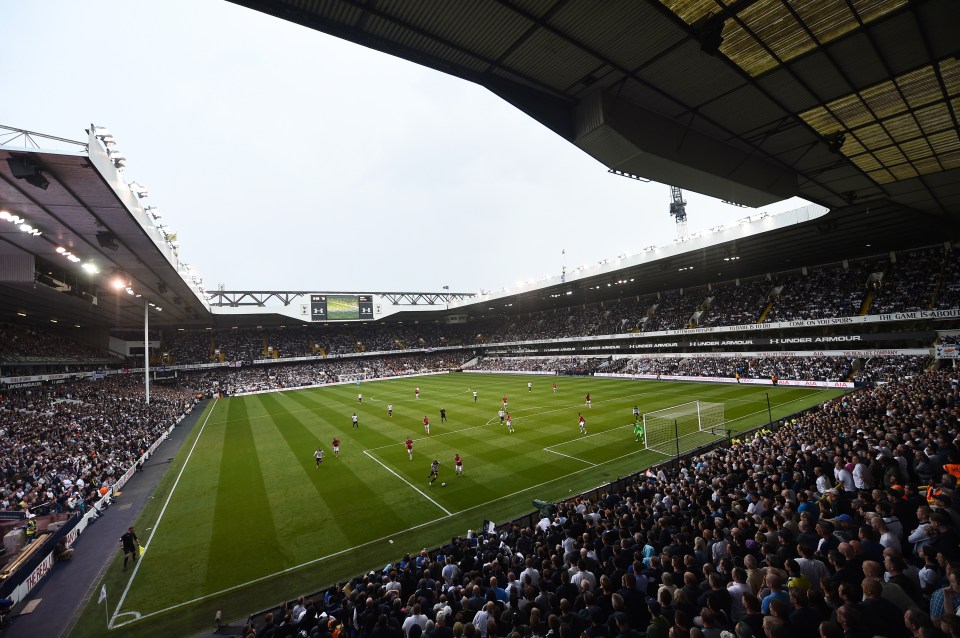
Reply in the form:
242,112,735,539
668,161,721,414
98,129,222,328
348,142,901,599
81,262,99,273
128,181,148,198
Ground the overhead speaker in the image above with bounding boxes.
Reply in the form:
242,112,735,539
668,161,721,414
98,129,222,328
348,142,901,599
96,231,119,251
6,156,50,190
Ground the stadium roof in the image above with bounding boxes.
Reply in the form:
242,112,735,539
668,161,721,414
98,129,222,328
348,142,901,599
229,0,960,220
0,129,210,329
2,2,959,331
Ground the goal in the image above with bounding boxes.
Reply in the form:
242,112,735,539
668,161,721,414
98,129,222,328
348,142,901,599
642,401,726,456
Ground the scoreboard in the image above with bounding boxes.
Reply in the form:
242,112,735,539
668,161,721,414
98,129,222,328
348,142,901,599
309,294,374,321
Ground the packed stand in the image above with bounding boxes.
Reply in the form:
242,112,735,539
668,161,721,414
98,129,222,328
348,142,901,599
603,355,930,383
0,323,122,364
767,261,875,322
136,244,960,367
0,375,196,516
698,279,773,327
602,355,857,382
870,247,943,314
472,357,608,375
643,291,695,332
936,249,960,311
241,366,960,638
180,353,472,396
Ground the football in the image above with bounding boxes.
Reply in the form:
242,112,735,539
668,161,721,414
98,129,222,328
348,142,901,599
441,482,447,487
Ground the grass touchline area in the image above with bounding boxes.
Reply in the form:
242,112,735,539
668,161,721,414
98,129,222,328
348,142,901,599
73,373,844,638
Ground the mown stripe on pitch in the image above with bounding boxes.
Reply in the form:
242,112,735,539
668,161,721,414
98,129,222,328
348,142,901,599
258,393,441,547
205,397,292,591
252,393,350,547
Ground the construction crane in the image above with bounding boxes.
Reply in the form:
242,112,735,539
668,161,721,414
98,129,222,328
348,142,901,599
669,186,688,240
606,169,689,240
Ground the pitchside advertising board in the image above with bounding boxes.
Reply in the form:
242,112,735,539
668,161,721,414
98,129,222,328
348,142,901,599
309,294,374,322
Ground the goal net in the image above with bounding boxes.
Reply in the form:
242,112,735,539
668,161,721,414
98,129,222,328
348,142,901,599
642,401,726,457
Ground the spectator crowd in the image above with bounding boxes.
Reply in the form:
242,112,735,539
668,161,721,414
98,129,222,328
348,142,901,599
238,366,960,638
0,376,196,516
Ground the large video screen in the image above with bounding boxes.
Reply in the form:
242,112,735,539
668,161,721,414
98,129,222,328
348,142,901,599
309,294,373,321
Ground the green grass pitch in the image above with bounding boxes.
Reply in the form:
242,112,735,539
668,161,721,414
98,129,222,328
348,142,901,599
74,373,845,637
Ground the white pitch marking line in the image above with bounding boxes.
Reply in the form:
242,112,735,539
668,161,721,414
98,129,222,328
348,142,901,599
362,450,451,516
112,385,838,628
109,398,219,628
543,448,597,466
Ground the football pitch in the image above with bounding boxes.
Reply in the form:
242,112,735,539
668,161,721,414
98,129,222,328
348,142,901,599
77,373,845,637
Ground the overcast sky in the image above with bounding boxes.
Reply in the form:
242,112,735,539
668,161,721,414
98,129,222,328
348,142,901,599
4,0,813,294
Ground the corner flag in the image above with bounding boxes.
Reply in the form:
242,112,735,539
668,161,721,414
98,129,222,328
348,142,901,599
98,584,107,604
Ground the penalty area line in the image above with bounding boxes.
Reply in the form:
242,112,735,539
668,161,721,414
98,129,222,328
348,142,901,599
362,450,452,516
543,448,596,466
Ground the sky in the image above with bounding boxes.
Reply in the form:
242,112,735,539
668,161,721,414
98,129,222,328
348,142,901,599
3,0,813,294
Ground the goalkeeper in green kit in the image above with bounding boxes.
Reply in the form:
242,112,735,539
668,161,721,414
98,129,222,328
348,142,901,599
634,421,644,442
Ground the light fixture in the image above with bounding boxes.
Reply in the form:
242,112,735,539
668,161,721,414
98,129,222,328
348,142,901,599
17,312,26,317
111,278,126,290
128,181,149,198
56,246,66,254
81,262,99,273
50,319,58,323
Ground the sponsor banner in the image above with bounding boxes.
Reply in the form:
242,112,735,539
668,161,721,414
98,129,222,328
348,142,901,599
595,372,853,388
609,349,930,359
936,344,958,359
500,332,934,352
1,380,43,389
0,371,94,385
480,309,959,348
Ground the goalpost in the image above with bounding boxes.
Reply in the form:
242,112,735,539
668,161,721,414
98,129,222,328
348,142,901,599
642,401,726,457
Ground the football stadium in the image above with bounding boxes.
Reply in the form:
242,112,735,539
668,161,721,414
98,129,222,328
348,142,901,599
2,2,960,638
